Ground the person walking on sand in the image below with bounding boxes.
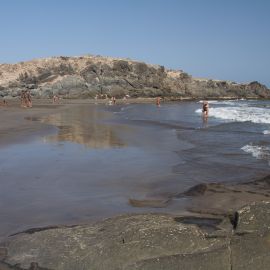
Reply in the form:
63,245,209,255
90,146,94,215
26,90,32,108
202,101,209,117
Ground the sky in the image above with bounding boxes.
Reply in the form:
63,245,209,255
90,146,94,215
0,0,269,86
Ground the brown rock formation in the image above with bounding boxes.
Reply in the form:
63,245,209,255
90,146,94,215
0,55,269,99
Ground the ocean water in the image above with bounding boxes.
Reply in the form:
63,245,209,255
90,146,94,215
114,99,270,172
0,100,270,238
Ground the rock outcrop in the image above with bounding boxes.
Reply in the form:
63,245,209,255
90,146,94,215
0,201,270,270
181,174,270,216
0,55,269,99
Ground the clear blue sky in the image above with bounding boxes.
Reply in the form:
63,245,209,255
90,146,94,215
1,0,269,86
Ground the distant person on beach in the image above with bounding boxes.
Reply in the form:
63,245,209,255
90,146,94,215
202,101,209,116
156,96,161,106
53,95,60,104
26,91,32,108
20,90,32,108
123,95,130,103
94,94,98,104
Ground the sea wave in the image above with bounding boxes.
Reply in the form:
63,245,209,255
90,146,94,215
197,100,245,106
241,144,270,161
196,106,270,124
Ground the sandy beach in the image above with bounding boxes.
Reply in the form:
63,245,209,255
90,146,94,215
0,98,188,239
0,98,155,146
0,99,69,146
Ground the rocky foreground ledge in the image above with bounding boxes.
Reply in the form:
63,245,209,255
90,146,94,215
0,201,270,270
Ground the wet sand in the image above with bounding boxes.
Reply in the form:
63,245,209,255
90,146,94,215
0,99,67,147
0,98,156,147
0,99,190,239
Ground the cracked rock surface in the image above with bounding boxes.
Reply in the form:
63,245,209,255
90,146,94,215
0,202,270,270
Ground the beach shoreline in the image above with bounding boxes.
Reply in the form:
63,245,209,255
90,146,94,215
1,98,270,217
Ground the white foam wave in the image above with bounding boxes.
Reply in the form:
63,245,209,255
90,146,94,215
196,106,270,124
198,100,218,104
197,100,244,106
263,130,270,135
241,144,270,160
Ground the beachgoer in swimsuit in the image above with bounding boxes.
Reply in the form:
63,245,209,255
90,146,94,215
202,101,209,116
156,97,161,106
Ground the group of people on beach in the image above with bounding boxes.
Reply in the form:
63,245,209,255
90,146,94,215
95,94,121,105
94,94,131,105
20,90,32,108
4,91,210,120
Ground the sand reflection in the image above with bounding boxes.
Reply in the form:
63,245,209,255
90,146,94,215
42,106,126,148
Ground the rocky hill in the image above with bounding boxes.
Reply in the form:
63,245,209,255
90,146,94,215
0,55,269,99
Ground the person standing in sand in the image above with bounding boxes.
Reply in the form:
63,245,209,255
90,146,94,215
26,90,32,108
53,95,60,104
